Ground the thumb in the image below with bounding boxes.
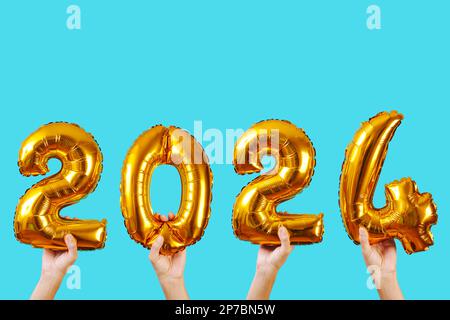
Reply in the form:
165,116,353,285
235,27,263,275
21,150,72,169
64,234,78,263
359,227,371,255
149,236,164,263
278,226,290,249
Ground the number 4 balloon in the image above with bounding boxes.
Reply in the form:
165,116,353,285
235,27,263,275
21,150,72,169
339,111,437,254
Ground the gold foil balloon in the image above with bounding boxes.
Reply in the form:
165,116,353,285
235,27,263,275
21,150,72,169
121,125,213,255
232,120,324,245
339,111,438,254
15,122,107,250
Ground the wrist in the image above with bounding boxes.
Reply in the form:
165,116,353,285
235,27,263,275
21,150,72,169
159,276,184,286
40,270,65,284
31,271,65,300
255,265,279,280
377,273,404,300
247,266,278,300
158,276,188,300
158,275,186,292
380,272,398,287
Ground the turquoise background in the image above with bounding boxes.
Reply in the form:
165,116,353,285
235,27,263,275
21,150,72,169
0,1,449,300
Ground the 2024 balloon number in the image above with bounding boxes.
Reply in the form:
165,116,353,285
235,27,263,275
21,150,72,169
14,111,438,255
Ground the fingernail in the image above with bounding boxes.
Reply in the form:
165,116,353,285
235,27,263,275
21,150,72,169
67,235,75,247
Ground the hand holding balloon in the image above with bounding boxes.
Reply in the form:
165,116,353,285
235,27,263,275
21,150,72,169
256,227,294,274
149,213,189,300
247,227,294,300
359,227,404,300
31,234,78,300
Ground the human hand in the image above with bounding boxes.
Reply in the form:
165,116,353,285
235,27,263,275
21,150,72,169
41,234,78,278
359,227,404,300
149,212,189,300
247,226,294,300
31,234,78,300
255,226,294,276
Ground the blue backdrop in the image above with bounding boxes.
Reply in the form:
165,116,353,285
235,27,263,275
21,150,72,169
0,0,448,299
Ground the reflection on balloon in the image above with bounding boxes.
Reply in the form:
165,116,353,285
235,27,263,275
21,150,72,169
15,122,107,250
232,119,324,246
339,111,438,254
120,125,213,255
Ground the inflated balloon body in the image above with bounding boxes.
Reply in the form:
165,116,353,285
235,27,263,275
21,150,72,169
121,125,213,255
339,111,438,254
232,120,324,246
15,123,107,250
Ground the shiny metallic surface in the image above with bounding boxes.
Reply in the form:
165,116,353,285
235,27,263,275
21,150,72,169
15,122,107,250
339,111,438,254
121,125,213,255
232,120,324,246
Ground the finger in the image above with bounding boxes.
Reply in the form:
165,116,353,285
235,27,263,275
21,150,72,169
382,239,397,257
160,215,168,222
154,214,161,221
174,248,187,264
382,239,396,249
168,212,175,221
359,227,371,255
278,226,291,252
149,236,164,263
64,234,78,262
43,248,55,259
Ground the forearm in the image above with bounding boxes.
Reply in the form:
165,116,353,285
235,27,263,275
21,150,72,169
159,277,189,300
30,273,64,300
377,274,404,300
247,267,278,300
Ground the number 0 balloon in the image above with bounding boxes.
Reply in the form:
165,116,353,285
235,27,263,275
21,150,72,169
339,111,438,254
120,125,213,255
